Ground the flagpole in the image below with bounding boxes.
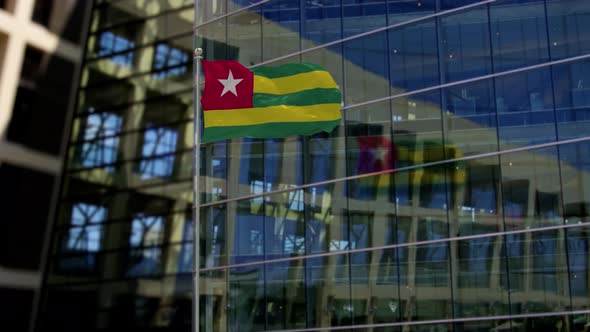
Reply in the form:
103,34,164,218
193,47,203,332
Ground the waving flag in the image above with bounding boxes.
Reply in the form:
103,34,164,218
200,60,342,143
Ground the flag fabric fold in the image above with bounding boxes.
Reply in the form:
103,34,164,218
200,60,342,143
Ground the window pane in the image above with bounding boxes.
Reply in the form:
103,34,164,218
443,78,498,156
400,241,452,321
76,112,122,170
306,254,352,328
152,44,190,79
560,141,590,224
343,0,387,37
344,31,390,106
567,227,590,311
227,9,262,65
450,156,502,237
262,0,300,61
265,262,306,330
346,101,393,201
547,0,590,60
503,230,570,315
389,20,439,93
302,0,342,49
553,59,590,140
228,265,265,330
96,31,135,67
60,203,107,273
490,0,550,72
495,68,556,149
126,214,164,277
439,6,492,82
139,126,178,179
388,0,435,25
501,147,563,230
454,235,510,319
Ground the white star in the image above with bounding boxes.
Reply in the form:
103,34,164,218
373,146,388,162
218,70,243,97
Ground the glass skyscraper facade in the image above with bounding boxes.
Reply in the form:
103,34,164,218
38,0,590,331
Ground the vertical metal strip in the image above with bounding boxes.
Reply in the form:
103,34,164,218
193,37,203,332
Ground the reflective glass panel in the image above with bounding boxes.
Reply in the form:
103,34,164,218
490,0,550,72
501,147,563,230
547,0,590,60
495,68,556,149
439,6,492,82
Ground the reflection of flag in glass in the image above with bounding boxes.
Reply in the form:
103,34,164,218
357,135,395,173
353,135,397,198
358,135,397,187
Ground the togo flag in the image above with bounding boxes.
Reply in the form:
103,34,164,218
200,60,342,143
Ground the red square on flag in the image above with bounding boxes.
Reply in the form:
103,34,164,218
201,60,254,110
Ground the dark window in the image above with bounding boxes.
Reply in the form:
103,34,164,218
0,164,54,270
60,0,89,44
0,288,34,332
7,47,74,155
32,0,54,27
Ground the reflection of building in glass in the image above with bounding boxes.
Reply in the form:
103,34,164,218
0,1,91,331
37,0,590,332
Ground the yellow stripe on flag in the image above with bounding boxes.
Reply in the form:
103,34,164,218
204,104,342,127
253,71,338,95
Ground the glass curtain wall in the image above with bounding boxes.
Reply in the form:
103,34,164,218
38,0,590,332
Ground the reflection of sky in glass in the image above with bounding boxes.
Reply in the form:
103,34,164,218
153,44,189,79
66,203,106,252
98,31,135,66
139,126,178,179
177,220,194,273
81,112,122,170
287,187,304,211
250,179,271,204
283,234,304,254
130,214,163,247
127,214,164,277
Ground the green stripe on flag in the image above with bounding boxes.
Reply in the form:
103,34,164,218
202,120,340,143
253,88,341,108
251,62,326,79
